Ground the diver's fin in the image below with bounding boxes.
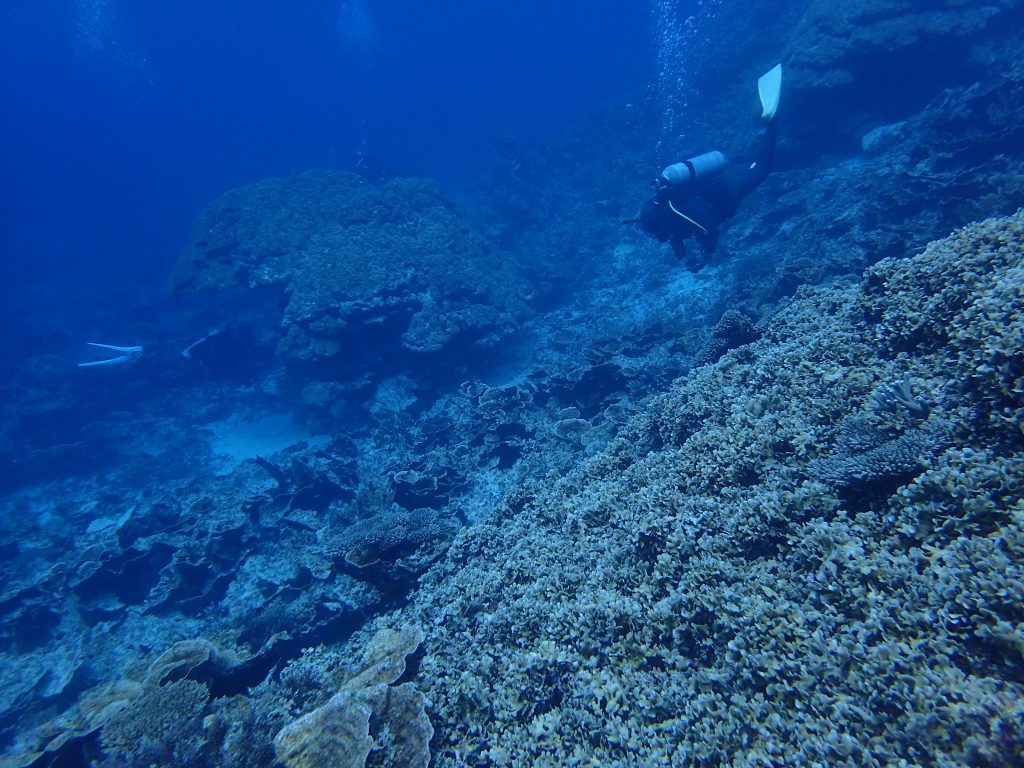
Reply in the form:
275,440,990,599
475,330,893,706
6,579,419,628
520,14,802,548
77,342,143,368
757,63,782,120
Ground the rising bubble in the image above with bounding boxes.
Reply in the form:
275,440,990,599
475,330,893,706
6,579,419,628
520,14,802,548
652,0,719,159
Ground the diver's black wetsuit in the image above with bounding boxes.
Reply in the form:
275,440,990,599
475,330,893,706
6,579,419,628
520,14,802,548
637,120,777,270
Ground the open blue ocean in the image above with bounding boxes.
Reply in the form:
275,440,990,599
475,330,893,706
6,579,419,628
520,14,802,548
1,1,1023,766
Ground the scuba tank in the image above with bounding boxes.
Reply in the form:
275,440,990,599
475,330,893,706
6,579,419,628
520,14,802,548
660,150,728,187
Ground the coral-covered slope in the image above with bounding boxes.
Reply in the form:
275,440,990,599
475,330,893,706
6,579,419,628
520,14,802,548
394,210,1024,767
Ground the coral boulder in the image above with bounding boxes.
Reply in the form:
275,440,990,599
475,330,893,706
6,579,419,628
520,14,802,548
171,171,531,365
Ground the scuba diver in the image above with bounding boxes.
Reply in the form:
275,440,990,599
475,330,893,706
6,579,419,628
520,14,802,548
629,64,782,271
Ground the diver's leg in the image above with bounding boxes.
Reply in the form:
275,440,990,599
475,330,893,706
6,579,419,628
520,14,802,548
725,120,778,202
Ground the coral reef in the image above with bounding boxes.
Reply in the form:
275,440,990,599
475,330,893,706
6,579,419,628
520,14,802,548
786,0,1018,92
0,454,386,767
862,211,1024,433
731,59,1024,308
2,4,1023,766
7,212,1021,768
778,0,1019,153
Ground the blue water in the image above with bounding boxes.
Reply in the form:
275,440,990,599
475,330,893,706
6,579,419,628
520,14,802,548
0,0,651,318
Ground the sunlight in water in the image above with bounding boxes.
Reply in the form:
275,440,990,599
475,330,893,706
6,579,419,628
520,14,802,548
337,0,379,57
72,0,115,56
71,0,150,84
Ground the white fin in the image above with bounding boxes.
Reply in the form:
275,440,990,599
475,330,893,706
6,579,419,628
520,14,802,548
758,63,782,120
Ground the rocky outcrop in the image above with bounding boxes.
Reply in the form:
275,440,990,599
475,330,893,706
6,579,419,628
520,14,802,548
783,0,1024,155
